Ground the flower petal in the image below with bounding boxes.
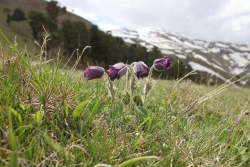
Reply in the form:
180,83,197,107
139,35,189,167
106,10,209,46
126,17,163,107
108,62,127,81
133,61,150,79
153,56,172,71
118,66,127,77
113,62,126,69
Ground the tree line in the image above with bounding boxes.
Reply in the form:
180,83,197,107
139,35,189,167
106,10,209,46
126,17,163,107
3,0,196,81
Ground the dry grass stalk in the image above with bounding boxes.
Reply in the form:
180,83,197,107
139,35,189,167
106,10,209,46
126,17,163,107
228,106,249,143
70,45,91,71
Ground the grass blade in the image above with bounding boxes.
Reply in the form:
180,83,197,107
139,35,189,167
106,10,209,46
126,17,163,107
43,132,68,156
118,156,158,167
135,106,148,118
64,100,69,118
9,151,18,167
7,107,18,166
9,107,22,125
94,164,113,167
9,126,17,151
88,96,103,121
72,101,89,119
35,110,43,124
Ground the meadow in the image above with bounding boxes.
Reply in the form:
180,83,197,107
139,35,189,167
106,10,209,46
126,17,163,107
0,30,250,167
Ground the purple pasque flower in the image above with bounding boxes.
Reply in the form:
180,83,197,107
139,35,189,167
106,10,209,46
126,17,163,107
108,62,127,81
133,61,150,79
84,66,105,80
153,56,172,71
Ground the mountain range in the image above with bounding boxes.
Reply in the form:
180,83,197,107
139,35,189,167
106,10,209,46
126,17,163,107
108,27,250,86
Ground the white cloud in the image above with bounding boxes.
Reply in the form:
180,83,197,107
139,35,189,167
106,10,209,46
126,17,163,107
73,9,98,22
219,0,250,18
222,16,250,32
57,0,250,45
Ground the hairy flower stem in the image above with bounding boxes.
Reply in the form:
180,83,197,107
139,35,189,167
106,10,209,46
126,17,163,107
129,75,136,109
148,66,154,80
142,66,155,105
143,84,148,105
106,76,116,103
128,64,136,110
126,67,131,90
106,76,117,120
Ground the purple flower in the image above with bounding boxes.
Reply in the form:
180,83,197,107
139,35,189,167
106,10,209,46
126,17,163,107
108,62,127,81
153,56,172,71
84,66,105,80
133,61,150,79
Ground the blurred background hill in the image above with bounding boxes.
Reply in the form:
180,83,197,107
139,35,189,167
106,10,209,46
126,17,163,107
0,0,249,86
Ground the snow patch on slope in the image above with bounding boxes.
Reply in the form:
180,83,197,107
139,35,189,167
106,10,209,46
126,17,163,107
176,54,186,59
183,41,203,49
210,47,220,53
193,54,207,62
124,38,135,44
215,42,229,48
212,64,227,72
188,62,227,81
168,36,182,44
228,52,249,67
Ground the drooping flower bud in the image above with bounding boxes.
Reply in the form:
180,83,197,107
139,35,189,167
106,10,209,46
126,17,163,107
84,66,105,80
108,62,127,81
133,61,150,79
153,56,172,71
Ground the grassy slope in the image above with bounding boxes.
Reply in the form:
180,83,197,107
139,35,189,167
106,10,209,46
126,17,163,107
0,0,92,53
1,1,250,166
0,32,250,166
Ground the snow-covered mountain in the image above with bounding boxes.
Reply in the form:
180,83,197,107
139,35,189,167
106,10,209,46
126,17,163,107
108,27,250,85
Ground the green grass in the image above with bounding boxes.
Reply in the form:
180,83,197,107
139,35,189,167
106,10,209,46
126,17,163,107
0,33,250,167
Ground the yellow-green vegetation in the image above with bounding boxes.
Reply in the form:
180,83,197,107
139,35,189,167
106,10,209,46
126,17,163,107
0,31,250,167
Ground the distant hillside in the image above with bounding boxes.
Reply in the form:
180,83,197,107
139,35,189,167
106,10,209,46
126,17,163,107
1,0,92,27
0,0,92,51
109,28,250,86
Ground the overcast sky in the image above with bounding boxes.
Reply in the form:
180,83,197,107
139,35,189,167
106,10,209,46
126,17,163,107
57,0,250,45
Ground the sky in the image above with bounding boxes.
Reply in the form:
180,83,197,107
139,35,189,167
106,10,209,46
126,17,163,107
56,0,250,45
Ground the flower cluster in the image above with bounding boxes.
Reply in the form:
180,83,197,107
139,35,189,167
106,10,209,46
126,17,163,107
83,56,172,105
83,56,172,81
